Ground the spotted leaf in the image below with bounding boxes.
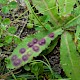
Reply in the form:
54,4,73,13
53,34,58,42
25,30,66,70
5,28,63,69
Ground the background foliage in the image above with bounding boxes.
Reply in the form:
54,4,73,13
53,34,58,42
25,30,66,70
0,0,80,80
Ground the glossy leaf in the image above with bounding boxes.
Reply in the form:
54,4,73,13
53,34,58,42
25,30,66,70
60,31,80,80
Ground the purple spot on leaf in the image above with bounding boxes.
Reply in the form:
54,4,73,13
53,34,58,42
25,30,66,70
38,38,46,45
27,42,33,47
32,38,38,44
13,59,21,66
19,48,26,54
32,45,39,52
48,33,54,38
22,54,28,61
11,55,17,61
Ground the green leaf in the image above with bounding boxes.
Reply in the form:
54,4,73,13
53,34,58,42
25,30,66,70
0,16,2,22
2,18,11,25
64,7,80,29
4,35,13,43
9,1,18,9
72,6,80,16
75,25,80,40
16,77,27,80
25,0,60,26
58,0,76,16
1,24,6,30
5,28,63,69
8,26,17,34
77,40,80,53
13,36,21,44
2,6,9,14
42,37,58,55
27,23,33,29
45,24,53,31
60,31,80,80
24,65,30,71
75,25,80,52
0,43,3,47
30,62,43,78
0,0,7,4
35,26,44,31
39,15,50,23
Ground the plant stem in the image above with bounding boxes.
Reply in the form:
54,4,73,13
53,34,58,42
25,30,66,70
25,0,47,30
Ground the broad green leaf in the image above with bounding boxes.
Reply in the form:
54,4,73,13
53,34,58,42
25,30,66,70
60,31,80,80
5,28,63,69
2,6,9,14
58,0,76,16
8,26,17,34
2,18,11,25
